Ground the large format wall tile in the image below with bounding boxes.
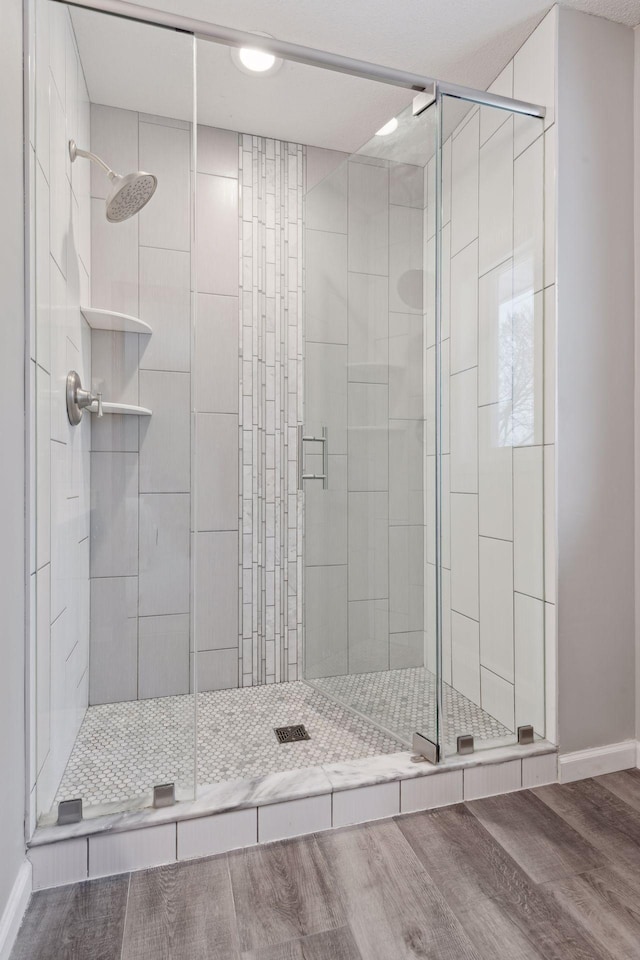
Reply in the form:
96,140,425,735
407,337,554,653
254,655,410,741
305,565,348,678
195,293,239,414
348,273,388,381
306,229,348,344
389,204,423,314
348,160,388,275
197,173,238,297
348,492,388,601
139,370,191,494
389,313,423,419
478,116,514,276
450,110,479,255
305,342,347,455
450,367,478,493
305,456,348,568
195,413,238,531
450,493,479,620
450,239,478,375
514,592,545,734
89,577,138,704
139,247,191,373
139,493,190,616
451,611,480,706
90,452,138,579
139,121,191,252
197,124,239,179
478,403,512,541
305,162,347,233
389,525,423,635
479,536,514,682
138,614,190,699
389,419,423,527
91,196,138,317
348,599,389,672
195,531,239,652
347,382,388,492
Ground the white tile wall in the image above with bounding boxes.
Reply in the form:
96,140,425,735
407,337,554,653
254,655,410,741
139,121,190,252
177,808,257,860
33,3,93,818
29,838,88,891
348,161,389,275
88,824,176,879
522,752,557,788
463,759,522,801
138,247,191,373
479,537,514,682
450,494,479,620
478,403,512,540
332,782,400,828
450,110,479,255
139,371,190,493
514,592,545,734
478,116,513,275
89,577,137,704
513,445,544,600
450,240,478,374
451,612,481,705
400,770,463,813
480,667,514,731
442,59,548,749
138,614,190,699
195,531,238,652
138,493,190,616
258,795,332,842
196,173,238,297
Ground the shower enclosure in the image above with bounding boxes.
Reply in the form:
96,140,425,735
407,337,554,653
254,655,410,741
28,0,549,830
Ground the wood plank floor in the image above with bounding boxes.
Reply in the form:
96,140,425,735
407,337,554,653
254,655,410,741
14,773,640,960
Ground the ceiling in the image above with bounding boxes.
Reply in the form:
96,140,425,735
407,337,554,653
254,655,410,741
71,0,640,153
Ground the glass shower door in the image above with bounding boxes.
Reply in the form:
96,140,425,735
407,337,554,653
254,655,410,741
32,0,198,823
436,93,546,756
303,98,441,756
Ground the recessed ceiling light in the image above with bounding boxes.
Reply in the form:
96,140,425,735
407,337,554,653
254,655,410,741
239,47,276,72
375,117,398,136
231,37,283,76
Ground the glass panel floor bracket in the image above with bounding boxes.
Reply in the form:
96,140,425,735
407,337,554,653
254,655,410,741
411,732,440,765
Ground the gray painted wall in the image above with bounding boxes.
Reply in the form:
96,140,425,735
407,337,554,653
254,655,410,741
635,24,640,743
0,0,27,922
556,7,636,753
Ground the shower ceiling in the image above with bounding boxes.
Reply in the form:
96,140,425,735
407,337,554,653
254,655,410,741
71,0,640,150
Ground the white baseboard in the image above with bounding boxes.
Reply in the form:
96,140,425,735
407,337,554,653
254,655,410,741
0,860,31,960
559,740,638,783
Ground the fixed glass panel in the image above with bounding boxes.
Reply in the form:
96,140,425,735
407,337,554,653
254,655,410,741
193,36,427,783
303,99,440,754
33,0,197,823
438,94,545,756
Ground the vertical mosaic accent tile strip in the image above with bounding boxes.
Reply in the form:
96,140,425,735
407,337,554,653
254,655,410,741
239,136,305,686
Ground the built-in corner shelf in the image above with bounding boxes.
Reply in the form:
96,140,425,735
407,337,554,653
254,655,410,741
80,306,152,335
88,401,152,417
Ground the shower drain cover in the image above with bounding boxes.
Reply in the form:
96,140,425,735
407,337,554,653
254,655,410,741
274,724,310,744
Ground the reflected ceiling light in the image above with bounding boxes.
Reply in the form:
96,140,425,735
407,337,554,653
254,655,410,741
231,36,283,76
239,47,276,72
375,117,398,136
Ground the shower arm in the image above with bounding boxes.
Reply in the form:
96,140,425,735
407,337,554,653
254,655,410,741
68,140,116,179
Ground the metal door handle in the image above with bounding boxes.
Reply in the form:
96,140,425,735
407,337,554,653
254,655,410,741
297,425,328,490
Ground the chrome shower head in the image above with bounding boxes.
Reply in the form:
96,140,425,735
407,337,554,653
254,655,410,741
105,171,157,222
69,139,157,222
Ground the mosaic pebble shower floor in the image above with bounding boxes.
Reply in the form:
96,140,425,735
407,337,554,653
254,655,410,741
54,670,511,811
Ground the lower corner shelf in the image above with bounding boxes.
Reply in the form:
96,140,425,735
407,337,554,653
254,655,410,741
89,401,152,416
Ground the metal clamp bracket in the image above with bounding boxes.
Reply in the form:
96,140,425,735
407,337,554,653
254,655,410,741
297,425,328,489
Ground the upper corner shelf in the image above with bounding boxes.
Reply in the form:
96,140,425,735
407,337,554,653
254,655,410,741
80,306,152,336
